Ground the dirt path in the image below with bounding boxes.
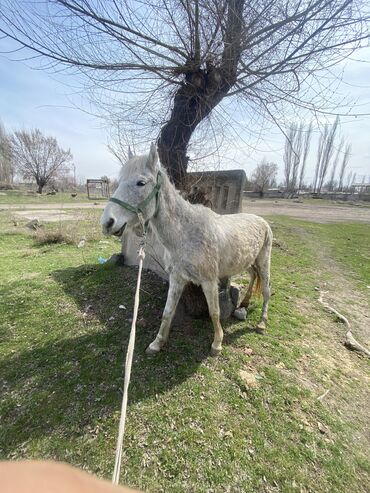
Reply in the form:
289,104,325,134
2,200,370,223
317,253,370,348
285,226,370,449
243,199,370,223
0,202,105,222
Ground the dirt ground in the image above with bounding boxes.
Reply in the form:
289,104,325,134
243,199,370,223
0,202,104,222
12,209,85,222
2,199,370,223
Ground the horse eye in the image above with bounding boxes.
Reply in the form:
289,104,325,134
136,180,146,187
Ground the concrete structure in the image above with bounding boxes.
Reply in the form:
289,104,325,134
187,169,246,214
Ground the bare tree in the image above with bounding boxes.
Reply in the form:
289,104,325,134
251,159,278,197
291,123,304,192
283,121,312,193
344,170,356,191
1,1,369,187
327,137,344,191
0,121,14,185
338,143,351,191
313,116,340,193
346,170,353,190
298,122,313,190
10,129,73,194
283,123,297,192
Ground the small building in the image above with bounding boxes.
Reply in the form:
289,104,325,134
86,178,110,200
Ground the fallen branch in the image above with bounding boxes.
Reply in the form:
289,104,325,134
318,291,370,359
317,389,330,401
344,330,370,358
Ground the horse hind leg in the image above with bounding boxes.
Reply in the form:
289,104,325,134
240,266,256,309
255,235,272,333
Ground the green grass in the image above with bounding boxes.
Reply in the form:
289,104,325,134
270,217,370,289
315,222,370,287
0,211,369,492
0,189,92,204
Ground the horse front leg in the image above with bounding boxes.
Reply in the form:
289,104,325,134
202,280,224,356
146,274,186,355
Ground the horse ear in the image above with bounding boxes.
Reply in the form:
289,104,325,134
147,142,159,171
128,146,134,160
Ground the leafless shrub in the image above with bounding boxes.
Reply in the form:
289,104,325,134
33,209,104,246
34,228,75,246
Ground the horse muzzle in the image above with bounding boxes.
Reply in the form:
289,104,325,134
102,217,127,237
113,223,127,237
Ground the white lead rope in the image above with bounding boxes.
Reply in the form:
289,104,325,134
112,245,146,486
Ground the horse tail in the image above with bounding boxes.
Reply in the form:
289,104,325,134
253,269,262,297
253,224,272,297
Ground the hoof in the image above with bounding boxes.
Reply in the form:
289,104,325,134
145,345,160,356
255,321,266,334
210,346,222,357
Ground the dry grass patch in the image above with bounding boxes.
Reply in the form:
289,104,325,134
32,209,106,246
34,228,75,245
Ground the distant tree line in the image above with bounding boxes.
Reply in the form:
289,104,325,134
249,117,362,196
282,117,354,194
0,122,73,193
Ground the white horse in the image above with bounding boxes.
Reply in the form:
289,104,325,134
101,144,272,356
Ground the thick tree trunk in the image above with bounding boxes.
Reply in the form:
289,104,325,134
37,183,44,194
157,69,227,188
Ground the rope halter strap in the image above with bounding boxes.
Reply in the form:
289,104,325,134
109,171,162,234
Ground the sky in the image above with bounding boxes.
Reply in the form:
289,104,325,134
0,41,369,185
0,52,115,183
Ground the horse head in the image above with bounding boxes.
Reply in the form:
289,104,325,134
101,143,161,236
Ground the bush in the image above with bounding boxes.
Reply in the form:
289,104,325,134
0,182,14,190
34,229,75,245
